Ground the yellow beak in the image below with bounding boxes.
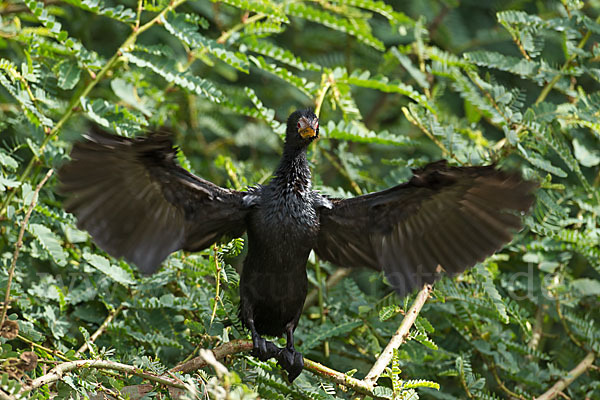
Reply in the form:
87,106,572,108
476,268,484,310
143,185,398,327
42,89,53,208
299,126,317,139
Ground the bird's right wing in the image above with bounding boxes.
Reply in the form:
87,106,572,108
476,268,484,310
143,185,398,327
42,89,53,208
59,129,254,273
314,161,536,296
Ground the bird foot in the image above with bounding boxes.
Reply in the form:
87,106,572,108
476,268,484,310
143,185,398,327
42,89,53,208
250,333,303,382
251,335,281,361
276,347,304,383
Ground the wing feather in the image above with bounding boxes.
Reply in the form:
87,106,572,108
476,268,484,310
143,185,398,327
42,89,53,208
59,128,253,273
315,161,536,297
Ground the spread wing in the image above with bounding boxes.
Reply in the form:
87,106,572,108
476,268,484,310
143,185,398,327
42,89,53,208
314,161,537,297
59,128,253,273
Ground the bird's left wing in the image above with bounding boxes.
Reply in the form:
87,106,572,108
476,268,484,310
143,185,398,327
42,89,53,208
314,161,536,297
59,128,254,273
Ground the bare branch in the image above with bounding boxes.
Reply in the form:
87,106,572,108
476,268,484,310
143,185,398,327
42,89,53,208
303,359,387,399
536,352,596,400
364,284,432,384
75,305,124,357
171,339,253,373
21,359,189,394
0,390,17,400
1,169,54,330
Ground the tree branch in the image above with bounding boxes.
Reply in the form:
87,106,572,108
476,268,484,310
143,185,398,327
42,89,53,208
216,13,265,44
171,339,253,373
1,169,54,330
75,304,124,357
17,334,70,361
363,284,432,384
535,29,592,105
536,352,595,400
302,359,386,399
21,359,189,394
0,390,16,400
0,0,61,16
314,71,332,117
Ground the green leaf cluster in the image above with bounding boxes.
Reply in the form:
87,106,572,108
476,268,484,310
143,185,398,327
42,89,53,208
1,0,600,399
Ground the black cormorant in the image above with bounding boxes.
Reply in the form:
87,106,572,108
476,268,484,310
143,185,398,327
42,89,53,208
59,109,536,382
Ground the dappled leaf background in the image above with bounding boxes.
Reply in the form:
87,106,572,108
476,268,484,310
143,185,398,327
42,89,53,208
1,0,600,398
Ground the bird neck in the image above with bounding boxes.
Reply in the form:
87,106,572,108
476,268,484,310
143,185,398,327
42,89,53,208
273,145,311,192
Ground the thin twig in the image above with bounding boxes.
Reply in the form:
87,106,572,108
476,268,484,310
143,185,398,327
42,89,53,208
363,284,432,384
536,352,595,400
0,391,16,400
0,0,61,16
17,334,70,361
313,256,329,357
75,305,124,357
20,359,189,394
512,35,532,61
535,30,592,105
401,107,455,161
304,268,351,311
134,0,143,31
216,13,265,44
458,357,474,399
489,361,526,400
529,305,546,351
314,72,332,117
427,5,450,38
209,244,222,325
0,169,54,330
555,301,586,351
321,150,363,195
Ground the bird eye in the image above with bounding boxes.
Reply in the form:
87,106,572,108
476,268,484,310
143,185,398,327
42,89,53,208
297,122,301,129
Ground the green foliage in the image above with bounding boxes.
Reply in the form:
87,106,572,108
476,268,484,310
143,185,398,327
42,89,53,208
1,0,600,399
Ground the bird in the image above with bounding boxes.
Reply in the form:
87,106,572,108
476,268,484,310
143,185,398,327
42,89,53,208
58,109,537,382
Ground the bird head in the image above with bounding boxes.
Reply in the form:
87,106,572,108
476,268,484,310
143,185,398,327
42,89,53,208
285,109,319,149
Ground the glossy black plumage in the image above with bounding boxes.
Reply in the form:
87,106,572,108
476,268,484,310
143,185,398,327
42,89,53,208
315,161,536,297
58,109,536,382
59,130,249,272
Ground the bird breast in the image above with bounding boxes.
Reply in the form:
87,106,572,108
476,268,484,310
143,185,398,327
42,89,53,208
248,187,319,250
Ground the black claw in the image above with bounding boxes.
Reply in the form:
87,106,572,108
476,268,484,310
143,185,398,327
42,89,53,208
276,347,304,383
251,336,267,360
265,340,282,358
249,322,303,381
251,335,283,361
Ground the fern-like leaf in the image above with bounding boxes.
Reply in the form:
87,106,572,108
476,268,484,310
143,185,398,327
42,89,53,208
298,320,361,352
346,69,434,112
162,12,249,73
242,37,321,72
125,51,224,103
249,55,316,97
285,3,384,51
61,0,136,23
325,120,413,146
